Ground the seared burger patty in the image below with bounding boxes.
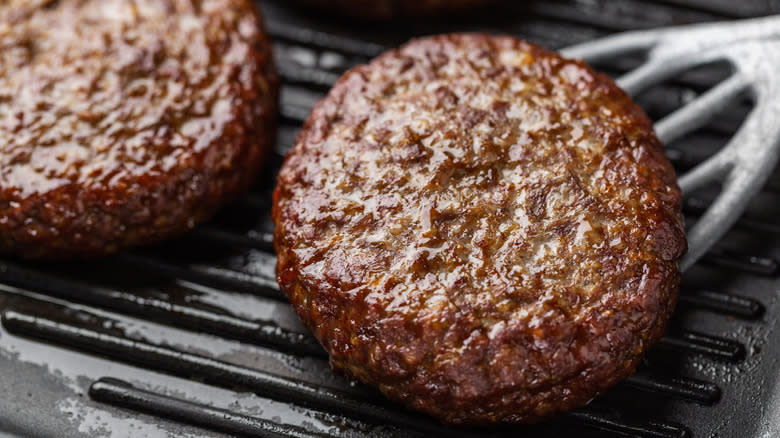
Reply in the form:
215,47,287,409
291,0,494,19
0,0,278,259
274,34,686,424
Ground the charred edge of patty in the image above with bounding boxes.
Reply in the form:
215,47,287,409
0,2,279,259
273,34,685,424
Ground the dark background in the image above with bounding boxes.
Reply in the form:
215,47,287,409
1,1,779,437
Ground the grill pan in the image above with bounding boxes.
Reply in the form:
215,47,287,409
1,1,780,437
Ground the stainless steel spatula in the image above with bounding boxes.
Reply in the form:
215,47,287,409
562,15,780,272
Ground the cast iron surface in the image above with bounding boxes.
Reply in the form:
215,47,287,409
1,1,780,437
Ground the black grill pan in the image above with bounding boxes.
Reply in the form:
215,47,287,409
1,1,779,437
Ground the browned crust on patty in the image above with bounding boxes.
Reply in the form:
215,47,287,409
0,0,278,259
273,34,686,424
292,0,494,19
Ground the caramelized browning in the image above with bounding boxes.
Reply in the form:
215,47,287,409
274,35,685,424
0,0,278,258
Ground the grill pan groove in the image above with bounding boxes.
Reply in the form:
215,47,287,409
0,1,778,437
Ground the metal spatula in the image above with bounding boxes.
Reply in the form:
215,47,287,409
561,15,780,272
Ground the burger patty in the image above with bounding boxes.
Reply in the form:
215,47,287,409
291,0,494,19
0,0,278,259
273,34,687,424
